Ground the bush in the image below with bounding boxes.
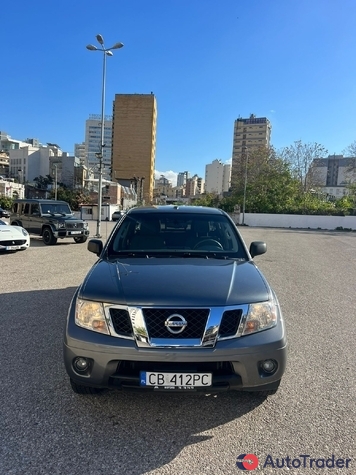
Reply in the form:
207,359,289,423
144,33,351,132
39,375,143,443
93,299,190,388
0,196,13,210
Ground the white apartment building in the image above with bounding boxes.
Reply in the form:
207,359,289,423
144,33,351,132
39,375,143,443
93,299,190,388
0,177,25,199
9,144,62,183
205,159,231,195
0,132,41,152
74,142,86,164
85,114,112,181
177,171,190,187
0,131,29,153
0,153,9,177
49,153,85,189
310,155,356,198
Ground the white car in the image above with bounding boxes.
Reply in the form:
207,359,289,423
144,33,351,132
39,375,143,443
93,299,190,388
0,219,30,252
112,210,125,221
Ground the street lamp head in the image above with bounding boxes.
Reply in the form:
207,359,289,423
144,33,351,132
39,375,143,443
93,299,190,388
86,44,97,51
111,42,124,50
105,51,114,57
96,34,104,45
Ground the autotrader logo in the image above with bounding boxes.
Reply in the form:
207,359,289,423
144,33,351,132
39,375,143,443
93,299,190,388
236,454,259,470
236,453,352,470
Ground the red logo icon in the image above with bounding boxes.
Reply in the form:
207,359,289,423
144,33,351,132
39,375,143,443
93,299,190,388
236,454,259,470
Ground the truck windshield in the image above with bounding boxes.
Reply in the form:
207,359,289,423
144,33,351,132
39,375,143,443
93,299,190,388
40,204,72,215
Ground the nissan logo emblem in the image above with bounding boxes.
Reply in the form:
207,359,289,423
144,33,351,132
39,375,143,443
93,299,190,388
165,314,187,335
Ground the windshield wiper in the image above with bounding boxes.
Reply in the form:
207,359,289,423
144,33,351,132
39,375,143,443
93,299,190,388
180,252,246,260
110,251,167,258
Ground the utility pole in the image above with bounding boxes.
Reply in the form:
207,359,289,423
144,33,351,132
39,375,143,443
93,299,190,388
54,164,58,200
140,177,145,204
242,147,248,225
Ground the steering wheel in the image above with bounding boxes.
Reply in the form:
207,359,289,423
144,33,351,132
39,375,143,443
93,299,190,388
193,239,223,250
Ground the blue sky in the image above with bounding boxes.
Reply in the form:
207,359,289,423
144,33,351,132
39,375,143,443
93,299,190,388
2,0,356,185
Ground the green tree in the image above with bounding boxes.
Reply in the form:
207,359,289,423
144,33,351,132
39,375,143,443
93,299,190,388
193,193,220,208
343,183,356,214
49,187,92,211
340,141,356,184
280,140,328,192
343,140,356,157
0,196,13,210
33,175,53,190
230,146,300,214
219,195,238,213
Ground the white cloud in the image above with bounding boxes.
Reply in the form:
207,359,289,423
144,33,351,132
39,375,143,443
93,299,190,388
155,170,178,186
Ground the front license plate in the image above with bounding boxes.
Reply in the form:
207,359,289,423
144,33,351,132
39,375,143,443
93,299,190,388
6,246,20,250
70,231,81,235
140,371,212,388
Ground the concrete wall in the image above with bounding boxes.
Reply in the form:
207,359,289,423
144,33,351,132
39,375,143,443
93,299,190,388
229,212,356,230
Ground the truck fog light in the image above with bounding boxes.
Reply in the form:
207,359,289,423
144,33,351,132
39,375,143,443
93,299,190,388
74,357,89,372
261,359,277,374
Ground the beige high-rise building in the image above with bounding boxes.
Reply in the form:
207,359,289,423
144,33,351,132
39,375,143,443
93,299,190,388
111,94,157,204
231,114,271,190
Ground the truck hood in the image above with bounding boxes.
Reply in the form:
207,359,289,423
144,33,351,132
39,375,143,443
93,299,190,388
79,258,271,306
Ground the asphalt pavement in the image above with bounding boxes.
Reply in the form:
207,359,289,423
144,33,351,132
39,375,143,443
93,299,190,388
1,224,355,474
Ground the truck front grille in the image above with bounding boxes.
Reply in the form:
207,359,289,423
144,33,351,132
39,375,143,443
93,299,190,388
110,308,132,336
143,308,209,339
219,309,243,338
66,222,84,230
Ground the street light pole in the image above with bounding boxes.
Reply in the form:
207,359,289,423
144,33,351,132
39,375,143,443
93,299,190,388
140,177,145,204
86,34,124,238
54,164,58,200
242,147,248,225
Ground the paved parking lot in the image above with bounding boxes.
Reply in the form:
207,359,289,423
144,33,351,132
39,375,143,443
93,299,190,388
1,225,355,474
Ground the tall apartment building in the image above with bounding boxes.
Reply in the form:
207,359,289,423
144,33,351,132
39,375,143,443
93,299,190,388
205,159,231,195
74,142,86,164
49,153,84,189
155,175,172,196
111,93,157,204
84,114,113,181
185,174,204,197
231,114,271,190
177,171,190,187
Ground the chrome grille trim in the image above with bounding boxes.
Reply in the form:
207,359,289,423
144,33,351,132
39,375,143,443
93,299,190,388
104,304,249,348
66,221,84,229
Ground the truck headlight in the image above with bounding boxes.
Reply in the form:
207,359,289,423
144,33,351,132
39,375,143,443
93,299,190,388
242,301,278,336
75,299,110,335
58,222,65,229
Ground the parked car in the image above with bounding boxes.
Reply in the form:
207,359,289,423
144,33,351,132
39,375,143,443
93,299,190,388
11,199,90,245
112,210,125,221
0,207,11,218
64,205,287,396
0,219,30,252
